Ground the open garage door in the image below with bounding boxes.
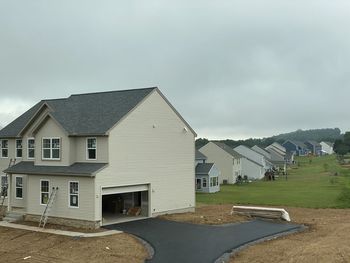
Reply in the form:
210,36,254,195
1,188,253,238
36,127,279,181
101,184,150,225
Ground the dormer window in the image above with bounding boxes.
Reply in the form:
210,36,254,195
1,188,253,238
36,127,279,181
42,137,60,160
86,138,97,160
16,139,23,158
1,140,8,158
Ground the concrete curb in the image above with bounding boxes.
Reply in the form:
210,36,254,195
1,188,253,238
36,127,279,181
0,221,122,237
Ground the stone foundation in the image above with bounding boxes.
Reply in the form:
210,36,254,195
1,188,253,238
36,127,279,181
24,214,101,229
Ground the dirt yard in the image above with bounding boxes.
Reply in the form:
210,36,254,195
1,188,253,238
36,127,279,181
0,227,148,263
163,205,350,263
1,205,350,262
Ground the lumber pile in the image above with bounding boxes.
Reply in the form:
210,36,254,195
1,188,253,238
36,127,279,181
127,207,142,216
231,206,291,221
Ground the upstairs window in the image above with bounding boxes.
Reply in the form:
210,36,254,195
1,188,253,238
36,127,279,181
42,138,60,160
16,139,23,158
86,138,97,160
28,138,35,159
69,181,79,208
1,140,8,158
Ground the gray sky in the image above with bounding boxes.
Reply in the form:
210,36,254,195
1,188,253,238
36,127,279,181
1,0,350,139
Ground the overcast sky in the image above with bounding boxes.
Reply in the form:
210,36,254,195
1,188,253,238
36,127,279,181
1,1,349,139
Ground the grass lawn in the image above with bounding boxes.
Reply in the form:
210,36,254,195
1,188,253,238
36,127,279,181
197,155,350,208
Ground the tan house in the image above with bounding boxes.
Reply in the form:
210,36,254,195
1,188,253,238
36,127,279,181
0,87,196,228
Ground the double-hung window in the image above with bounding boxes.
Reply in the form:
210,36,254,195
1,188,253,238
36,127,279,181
16,139,23,158
28,138,35,159
40,180,50,205
202,178,207,188
86,138,97,160
0,175,8,197
15,176,23,199
42,138,60,160
69,181,79,208
1,140,8,158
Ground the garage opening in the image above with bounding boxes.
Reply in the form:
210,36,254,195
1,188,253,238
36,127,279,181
102,188,149,225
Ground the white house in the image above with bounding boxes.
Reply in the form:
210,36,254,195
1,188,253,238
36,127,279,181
234,145,267,180
320,141,334,155
0,87,196,228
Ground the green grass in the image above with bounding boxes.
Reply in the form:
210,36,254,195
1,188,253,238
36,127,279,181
197,155,350,208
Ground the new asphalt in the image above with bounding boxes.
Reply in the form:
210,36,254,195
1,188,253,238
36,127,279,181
105,218,303,263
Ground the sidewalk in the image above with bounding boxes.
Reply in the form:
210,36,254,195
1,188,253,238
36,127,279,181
0,221,122,237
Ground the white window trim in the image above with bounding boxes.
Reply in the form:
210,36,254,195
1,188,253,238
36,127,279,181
86,137,97,160
42,137,61,160
1,139,9,159
202,178,207,188
15,176,23,199
1,175,8,198
196,178,202,190
15,139,23,159
27,137,35,160
40,179,50,205
68,181,79,208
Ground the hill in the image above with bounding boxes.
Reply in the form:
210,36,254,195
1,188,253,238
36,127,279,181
196,128,342,149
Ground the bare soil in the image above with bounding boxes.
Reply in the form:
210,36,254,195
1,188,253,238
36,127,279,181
163,205,350,263
0,227,148,263
1,205,350,262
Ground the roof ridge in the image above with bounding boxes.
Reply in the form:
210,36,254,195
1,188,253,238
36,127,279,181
70,87,157,97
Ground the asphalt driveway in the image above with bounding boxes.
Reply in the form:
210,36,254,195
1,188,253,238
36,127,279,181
105,218,303,263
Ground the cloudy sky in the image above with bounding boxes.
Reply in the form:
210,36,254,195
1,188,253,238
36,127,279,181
1,1,349,139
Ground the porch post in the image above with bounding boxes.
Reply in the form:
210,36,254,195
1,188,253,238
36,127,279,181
7,174,11,212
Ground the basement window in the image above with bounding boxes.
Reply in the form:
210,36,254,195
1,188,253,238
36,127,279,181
69,181,79,208
40,180,50,205
15,176,23,199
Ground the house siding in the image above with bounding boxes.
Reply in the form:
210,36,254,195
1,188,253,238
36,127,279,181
95,90,195,221
199,142,235,184
241,158,264,180
26,175,95,221
74,137,108,163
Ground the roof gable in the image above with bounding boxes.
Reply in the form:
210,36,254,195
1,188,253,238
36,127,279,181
0,87,158,137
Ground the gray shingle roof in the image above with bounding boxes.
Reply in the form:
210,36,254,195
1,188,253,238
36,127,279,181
4,161,107,177
0,87,157,137
195,150,207,160
211,141,242,158
195,163,214,175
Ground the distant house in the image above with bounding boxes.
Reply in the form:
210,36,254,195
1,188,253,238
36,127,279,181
199,142,241,184
195,150,207,165
282,140,309,156
265,142,286,157
195,163,220,193
304,141,322,156
233,145,267,180
252,145,285,168
320,141,334,155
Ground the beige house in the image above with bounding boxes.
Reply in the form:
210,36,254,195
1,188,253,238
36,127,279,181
0,87,196,228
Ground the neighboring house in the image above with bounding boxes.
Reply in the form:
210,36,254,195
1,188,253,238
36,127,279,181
0,87,196,228
251,145,285,168
265,142,286,157
195,163,220,193
195,150,207,166
234,145,267,179
320,141,334,155
304,141,322,156
198,142,241,184
282,140,309,156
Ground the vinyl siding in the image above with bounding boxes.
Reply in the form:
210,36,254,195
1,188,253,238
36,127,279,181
95,90,195,220
241,158,264,180
26,175,95,221
74,137,108,163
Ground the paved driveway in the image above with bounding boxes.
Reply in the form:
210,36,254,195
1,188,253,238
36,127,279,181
105,218,303,263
